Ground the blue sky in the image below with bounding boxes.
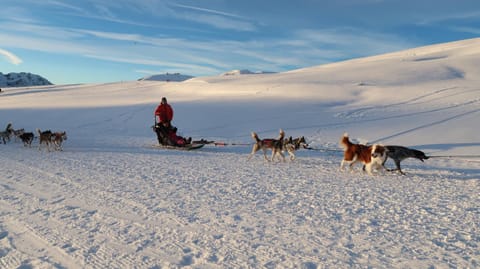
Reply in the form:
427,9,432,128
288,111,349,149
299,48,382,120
1,0,480,84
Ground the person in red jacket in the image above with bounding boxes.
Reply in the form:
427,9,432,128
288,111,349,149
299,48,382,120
155,97,173,127
153,97,191,146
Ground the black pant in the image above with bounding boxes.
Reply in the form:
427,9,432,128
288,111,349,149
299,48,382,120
155,124,175,146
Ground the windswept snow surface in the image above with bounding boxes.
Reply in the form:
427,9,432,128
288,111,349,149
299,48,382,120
0,38,479,268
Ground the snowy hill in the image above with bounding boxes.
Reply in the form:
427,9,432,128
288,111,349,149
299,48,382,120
0,38,478,268
138,72,194,82
221,69,275,76
0,72,52,87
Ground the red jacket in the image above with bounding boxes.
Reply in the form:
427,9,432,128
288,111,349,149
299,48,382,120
154,103,173,123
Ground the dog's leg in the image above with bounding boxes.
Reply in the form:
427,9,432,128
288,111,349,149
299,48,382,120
376,162,386,175
394,160,405,175
271,148,285,162
365,163,374,175
344,155,358,172
288,149,295,161
247,145,258,161
278,150,286,162
55,141,61,151
263,149,270,162
349,162,357,172
340,159,354,171
340,159,347,170
383,160,395,172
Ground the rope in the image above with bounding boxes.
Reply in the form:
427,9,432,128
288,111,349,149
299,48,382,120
192,139,252,147
427,155,480,159
212,142,252,146
305,146,343,153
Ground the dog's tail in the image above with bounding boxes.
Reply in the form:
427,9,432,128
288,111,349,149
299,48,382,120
36,128,42,136
278,129,285,141
251,132,261,142
340,132,351,150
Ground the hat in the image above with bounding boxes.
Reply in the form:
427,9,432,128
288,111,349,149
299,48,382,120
161,97,167,103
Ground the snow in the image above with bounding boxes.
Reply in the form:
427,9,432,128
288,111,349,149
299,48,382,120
0,38,479,268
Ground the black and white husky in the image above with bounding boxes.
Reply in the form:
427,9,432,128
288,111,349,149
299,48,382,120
283,136,308,161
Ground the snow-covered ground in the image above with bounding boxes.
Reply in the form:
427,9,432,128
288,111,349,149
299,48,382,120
0,38,479,268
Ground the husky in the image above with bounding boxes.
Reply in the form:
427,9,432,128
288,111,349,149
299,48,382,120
37,129,53,151
12,128,25,142
383,145,429,175
283,136,308,161
0,123,13,144
52,131,67,151
248,129,285,162
19,132,34,147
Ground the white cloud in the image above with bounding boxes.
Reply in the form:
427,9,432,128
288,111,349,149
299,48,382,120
416,10,480,25
171,3,248,20
0,48,22,65
169,3,256,32
450,26,480,35
184,13,256,32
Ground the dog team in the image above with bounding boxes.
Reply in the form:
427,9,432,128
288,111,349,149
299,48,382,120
248,129,429,175
0,123,67,151
3,121,428,175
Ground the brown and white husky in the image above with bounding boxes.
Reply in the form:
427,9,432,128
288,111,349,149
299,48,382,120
247,129,285,162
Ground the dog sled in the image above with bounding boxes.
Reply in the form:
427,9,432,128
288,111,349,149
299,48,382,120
152,122,204,151
151,143,204,151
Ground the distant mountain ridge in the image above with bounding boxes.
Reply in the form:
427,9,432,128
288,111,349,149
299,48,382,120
138,73,194,82
0,72,52,87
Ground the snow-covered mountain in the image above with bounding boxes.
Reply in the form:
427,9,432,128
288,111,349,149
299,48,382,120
0,72,52,87
138,72,194,82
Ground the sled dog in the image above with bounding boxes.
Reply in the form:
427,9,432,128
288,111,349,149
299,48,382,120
283,136,308,161
12,128,25,142
52,131,67,151
0,123,13,144
19,132,34,147
37,129,53,151
248,129,285,162
340,133,387,175
383,145,429,175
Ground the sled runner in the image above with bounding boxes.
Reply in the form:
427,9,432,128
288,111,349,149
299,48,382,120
151,143,204,151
